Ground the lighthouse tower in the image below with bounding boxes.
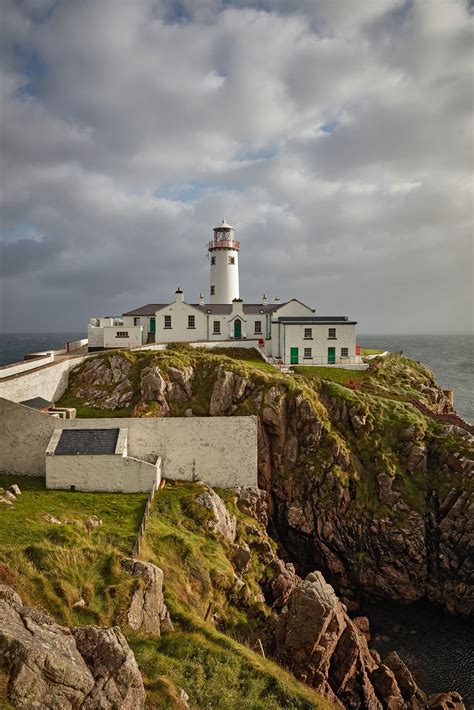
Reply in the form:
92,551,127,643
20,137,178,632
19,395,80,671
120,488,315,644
208,219,240,303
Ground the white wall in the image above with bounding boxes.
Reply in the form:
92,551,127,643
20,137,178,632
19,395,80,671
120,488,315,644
0,353,54,379
0,398,258,488
46,452,161,493
0,356,90,403
103,326,143,349
153,299,207,343
274,323,357,364
273,299,315,317
209,247,239,304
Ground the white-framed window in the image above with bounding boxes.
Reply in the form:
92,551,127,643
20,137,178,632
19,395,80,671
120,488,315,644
211,256,216,265
228,256,235,265
213,320,221,334
133,317,140,326
188,315,195,329
254,320,262,334
164,315,172,329
304,347,312,358
304,328,312,339
328,328,336,339
210,285,215,295
341,347,349,358
116,331,129,338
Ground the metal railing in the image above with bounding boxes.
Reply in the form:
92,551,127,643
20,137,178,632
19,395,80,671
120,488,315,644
207,240,240,250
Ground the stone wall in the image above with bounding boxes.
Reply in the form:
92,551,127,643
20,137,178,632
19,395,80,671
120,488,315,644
0,398,258,488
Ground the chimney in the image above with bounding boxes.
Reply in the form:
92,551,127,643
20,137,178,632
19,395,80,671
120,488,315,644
262,293,267,306
274,296,280,304
199,292,204,306
175,287,184,303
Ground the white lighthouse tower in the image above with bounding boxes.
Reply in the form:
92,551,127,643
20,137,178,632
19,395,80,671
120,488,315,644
208,219,240,303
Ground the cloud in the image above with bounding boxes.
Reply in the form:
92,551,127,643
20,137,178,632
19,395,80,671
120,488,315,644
0,0,472,334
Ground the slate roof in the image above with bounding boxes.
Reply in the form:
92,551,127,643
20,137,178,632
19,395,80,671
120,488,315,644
54,429,120,455
20,397,52,410
123,302,290,317
275,316,357,324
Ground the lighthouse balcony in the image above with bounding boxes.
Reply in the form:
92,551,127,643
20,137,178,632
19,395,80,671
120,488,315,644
208,239,240,251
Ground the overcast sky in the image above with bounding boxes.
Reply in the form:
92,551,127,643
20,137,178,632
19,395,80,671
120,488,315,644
1,0,472,334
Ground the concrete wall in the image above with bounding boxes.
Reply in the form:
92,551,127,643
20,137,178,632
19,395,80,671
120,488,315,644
0,356,90,403
0,353,54,379
0,398,258,488
46,452,161,493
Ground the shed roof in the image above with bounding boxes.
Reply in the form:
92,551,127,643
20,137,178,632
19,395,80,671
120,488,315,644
123,302,291,317
20,397,52,410
54,428,120,455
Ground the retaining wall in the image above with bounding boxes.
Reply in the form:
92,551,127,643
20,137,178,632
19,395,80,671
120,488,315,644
0,356,89,403
0,398,258,488
0,353,55,379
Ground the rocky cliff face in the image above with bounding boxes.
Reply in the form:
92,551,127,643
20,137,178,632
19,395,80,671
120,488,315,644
0,585,145,709
64,350,473,617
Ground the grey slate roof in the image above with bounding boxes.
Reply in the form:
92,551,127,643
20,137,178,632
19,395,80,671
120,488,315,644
123,302,290,317
20,397,52,410
275,316,357,324
54,429,120,455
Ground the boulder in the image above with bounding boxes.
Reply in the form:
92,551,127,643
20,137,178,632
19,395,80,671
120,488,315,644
0,585,145,709
4,490,16,502
209,369,248,416
230,543,251,575
120,558,173,635
428,692,465,709
44,514,62,525
194,489,236,542
8,484,21,496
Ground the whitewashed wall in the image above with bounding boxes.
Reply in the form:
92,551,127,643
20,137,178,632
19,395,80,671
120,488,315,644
0,353,55,379
46,452,161,493
273,323,357,364
0,398,258,488
0,356,90,403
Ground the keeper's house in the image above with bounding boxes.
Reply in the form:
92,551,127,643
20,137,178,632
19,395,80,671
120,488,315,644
88,220,361,367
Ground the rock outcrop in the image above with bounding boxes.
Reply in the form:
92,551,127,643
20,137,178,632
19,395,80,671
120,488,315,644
194,487,237,542
0,585,145,709
275,572,465,709
120,558,173,635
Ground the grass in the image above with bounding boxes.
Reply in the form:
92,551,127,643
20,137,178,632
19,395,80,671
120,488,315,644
291,365,368,386
360,348,384,355
0,476,332,709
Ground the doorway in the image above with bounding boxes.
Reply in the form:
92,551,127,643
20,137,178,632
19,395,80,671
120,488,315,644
328,347,336,364
290,347,299,364
234,319,242,339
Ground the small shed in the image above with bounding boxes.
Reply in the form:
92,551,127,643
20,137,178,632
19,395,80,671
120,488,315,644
46,427,161,493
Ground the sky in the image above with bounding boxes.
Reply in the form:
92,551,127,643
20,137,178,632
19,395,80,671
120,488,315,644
0,0,473,334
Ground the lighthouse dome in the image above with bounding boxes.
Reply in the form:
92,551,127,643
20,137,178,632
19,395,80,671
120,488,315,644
214,218,233,230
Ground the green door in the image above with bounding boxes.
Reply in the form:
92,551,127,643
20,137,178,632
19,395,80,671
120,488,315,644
150,317,156,333
234,319,242,339
290,347,299,364
328,347,336,364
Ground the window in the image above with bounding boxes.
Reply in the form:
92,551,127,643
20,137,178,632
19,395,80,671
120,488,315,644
228,256,235,265
304,328,312,339
304,347,312,358
211,256,216,265
210,285,215,295
116,331,129,338
213,320,221,334
328,328,336,339
164,315,172,329
341,347,349,358
254,320,262,334
188,315,195,329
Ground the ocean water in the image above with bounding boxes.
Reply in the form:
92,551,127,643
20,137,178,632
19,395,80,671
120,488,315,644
359,334,473,423
0,333,86,367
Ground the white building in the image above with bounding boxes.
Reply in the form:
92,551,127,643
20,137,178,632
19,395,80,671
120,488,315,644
88,219,361,366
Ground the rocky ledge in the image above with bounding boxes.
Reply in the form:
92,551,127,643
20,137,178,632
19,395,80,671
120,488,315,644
0,585,145,709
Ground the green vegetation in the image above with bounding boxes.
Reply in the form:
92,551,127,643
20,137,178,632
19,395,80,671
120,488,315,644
291,365,367,386
0,477,330,709
360,347,384,355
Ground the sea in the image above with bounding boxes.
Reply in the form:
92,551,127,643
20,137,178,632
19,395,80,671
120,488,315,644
0,331,473,702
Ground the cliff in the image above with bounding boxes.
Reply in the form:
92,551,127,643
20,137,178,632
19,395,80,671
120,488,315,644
59,347,473,616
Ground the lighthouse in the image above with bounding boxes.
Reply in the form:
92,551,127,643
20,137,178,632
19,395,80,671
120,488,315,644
208,219,240,304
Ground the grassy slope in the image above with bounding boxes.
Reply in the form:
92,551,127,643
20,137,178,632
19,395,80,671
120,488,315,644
0,476,330,710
